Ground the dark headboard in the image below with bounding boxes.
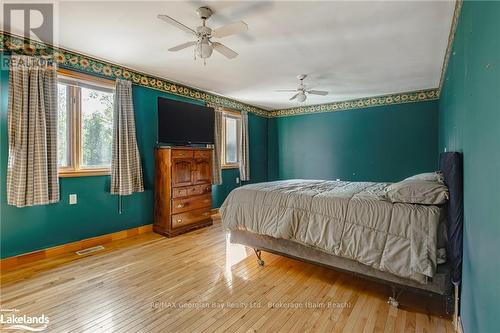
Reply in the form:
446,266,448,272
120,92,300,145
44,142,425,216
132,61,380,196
439,152,463,285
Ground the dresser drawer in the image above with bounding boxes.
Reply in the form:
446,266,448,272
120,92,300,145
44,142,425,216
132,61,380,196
172,194,211,214
172,188,187,198
196,184,212,195
172,150,194,159
194,150,211,159
185,185,200,197
182,184,212,197
171,208,212,229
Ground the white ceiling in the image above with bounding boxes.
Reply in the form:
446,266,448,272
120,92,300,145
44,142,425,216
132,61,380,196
4,1,456,110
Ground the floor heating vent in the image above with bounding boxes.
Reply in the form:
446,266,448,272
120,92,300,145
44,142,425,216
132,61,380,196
76,245,105,256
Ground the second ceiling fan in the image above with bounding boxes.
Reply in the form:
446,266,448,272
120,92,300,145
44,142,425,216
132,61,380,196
158,7,248,64
276,75,329,103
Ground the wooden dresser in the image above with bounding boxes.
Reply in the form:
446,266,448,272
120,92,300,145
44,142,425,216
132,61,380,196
154,147,213,237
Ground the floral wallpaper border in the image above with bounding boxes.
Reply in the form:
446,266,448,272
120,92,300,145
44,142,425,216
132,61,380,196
0,32,269,117
269,89,439,117
1,31,441,119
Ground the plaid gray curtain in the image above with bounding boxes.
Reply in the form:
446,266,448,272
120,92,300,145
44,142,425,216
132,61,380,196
210,105,223,185
239,111,250,181
7,55,59,207
110,79,144,195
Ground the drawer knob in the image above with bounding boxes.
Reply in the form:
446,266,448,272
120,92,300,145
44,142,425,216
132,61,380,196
177,204,185,208
203,212,209,216
177,219,183,223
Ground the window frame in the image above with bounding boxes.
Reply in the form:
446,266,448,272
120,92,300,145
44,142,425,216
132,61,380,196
221,109,241,169
57,69,115,178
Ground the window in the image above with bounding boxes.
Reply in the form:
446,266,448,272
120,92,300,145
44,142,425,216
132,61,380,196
221,110,241,169
57,70,114,177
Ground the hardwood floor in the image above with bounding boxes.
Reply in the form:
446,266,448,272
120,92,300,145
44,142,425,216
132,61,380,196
0,221,453,332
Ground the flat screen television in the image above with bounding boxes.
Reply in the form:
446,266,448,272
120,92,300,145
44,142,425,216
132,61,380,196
157,97,215,145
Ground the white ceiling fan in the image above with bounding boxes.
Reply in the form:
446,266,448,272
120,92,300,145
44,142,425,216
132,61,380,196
276,74,329,102
158,7,248,64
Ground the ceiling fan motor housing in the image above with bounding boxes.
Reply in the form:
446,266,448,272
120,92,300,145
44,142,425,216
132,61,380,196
196,26,212,37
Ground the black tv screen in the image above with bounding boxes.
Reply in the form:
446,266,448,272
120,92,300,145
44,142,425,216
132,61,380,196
157,98,215,144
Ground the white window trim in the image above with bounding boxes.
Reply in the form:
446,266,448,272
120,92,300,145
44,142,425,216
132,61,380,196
221,109,241,169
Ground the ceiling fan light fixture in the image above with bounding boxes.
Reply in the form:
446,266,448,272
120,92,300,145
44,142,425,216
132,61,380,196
297,91,307,103
196,37,213,59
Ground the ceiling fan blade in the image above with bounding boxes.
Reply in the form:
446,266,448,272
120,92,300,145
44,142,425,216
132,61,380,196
212,21,248,38
307,90,329,96
212,42,238,59
289,93,299,101
275,89,298,92
168,41,197,52
157,15,196,35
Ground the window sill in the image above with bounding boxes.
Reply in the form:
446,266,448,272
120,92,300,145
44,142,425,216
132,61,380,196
59,169,111,178
221,165,240,170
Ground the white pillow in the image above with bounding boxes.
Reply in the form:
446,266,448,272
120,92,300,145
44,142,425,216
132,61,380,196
386,180,449,205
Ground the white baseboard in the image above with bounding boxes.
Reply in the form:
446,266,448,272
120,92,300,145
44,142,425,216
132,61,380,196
457,316,464,333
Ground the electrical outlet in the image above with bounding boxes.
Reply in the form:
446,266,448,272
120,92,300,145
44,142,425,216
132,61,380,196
69,194,77,205
236,177,240,184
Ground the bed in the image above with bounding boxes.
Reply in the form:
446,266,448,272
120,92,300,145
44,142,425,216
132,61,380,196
220,152,463,314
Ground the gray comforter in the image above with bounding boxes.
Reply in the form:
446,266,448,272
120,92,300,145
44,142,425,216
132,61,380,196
220,180,444,283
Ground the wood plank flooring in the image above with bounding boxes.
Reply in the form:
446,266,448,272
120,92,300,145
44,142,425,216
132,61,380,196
0,221,453,332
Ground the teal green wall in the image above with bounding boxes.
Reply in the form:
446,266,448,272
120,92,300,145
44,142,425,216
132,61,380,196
0,58,268,258
267,117,279,181
439,2,500,333
270,101,439,182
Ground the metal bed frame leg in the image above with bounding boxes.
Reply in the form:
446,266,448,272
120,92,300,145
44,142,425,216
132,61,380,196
387,286,401,308
253,249,265,266
453,283,460,331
